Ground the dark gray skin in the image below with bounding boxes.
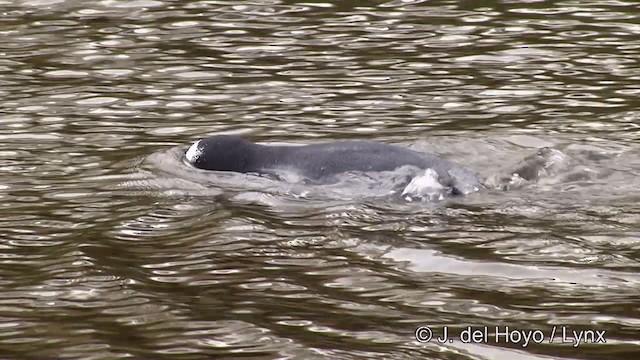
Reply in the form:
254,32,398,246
185,135,484,195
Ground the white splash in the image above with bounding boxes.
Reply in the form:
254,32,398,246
185,140,202,162
401,168,446,202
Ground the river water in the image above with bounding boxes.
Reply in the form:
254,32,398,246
1,0,639,359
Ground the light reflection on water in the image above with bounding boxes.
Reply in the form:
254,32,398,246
0,0,639,359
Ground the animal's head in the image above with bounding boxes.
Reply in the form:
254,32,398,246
185,135,251,172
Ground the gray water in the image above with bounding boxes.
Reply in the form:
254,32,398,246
1,0,639,359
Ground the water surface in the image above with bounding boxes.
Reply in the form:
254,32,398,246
1,0,639,359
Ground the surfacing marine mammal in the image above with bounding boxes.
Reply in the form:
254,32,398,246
184,135,484,196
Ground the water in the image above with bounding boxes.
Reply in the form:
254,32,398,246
1,0,639,359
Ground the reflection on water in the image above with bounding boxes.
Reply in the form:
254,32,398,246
1,0,639,359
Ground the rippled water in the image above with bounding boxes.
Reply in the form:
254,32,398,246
1,0,639,359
